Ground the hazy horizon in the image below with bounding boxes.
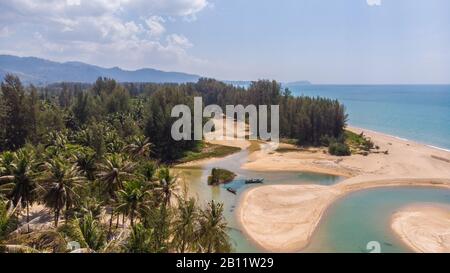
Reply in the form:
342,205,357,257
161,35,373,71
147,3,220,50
1,0,449,84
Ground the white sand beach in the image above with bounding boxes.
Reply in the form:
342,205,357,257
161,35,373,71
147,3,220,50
237,127,450,252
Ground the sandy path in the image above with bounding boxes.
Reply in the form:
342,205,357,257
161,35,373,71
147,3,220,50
176,116,251,168
238,127,450,252
391,204,450,253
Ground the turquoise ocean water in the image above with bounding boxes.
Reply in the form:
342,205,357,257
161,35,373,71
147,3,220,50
286,85,450,150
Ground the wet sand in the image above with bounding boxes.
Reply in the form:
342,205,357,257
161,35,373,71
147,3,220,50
391,204,450,253
238,127,450,252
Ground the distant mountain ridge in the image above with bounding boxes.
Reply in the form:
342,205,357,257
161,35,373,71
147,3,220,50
283,80,312,86
224,80,313,88
0,55,201,85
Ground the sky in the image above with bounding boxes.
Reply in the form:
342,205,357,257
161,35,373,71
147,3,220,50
0,0,449,84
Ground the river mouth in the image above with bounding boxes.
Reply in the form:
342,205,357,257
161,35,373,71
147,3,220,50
174,146,450,253
174,147,345,253
302,187,450,253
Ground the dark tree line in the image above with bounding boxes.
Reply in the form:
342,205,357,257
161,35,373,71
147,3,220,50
191,78,347,146
0,75,347,158
0,73,350,253
0,74,231,253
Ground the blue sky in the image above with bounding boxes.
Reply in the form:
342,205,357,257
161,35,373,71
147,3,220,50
1,0,449,83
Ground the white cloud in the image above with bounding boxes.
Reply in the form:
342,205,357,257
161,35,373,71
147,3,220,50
145,16,166,37
128,0,209,17
167,34,193,48
367,0,382,6
0,0,209,21
0,0,210,72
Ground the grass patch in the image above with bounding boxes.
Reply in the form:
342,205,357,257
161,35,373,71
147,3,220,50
270,131,380,157
275,146,310,153
280,138,299,145
275,147,301,153
207,168,236,185
177,142,241,164
344,130,375,153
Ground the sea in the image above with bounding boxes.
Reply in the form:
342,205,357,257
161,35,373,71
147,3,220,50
285,84,450,151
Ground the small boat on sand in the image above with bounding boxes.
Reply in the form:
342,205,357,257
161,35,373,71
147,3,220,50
245,178,264,184
226,187,237,194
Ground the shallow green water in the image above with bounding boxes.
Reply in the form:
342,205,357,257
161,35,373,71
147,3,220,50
175,148,450,253
175,147,345,252
302,187,450,253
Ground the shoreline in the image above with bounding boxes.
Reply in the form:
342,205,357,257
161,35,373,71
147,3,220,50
242,126,450,178
177,122,450,172
173,117,450,253
237,184,450,253
237,126,450,252
237,179,450,252
391,204,450,253
348,125,450,153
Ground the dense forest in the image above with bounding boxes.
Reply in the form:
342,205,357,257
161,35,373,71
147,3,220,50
0,74,347,253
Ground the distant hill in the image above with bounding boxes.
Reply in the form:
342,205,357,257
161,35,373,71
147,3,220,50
283,80,312,86
0,55,201,85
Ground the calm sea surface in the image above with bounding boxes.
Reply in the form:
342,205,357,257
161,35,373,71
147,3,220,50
287,85,450,150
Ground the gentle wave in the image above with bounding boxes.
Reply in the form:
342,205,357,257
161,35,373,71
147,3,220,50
351,125,450,154
426,145,450,153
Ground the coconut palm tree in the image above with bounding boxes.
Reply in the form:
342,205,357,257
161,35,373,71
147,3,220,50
197,200,231,253
46,131,68,151
124,136,152,159
62,211,106,252
172,196,199,253
77,212,106,251
124,223,156,253
73,128,91,147
97,153,136,233
0,161,5,178
156,167,178,207
43,131,70,159
42,157,85,227
0,150,38,233
97,153,136,198
115,180,152,227
0,151,15,176
138,161,158,183
105,132,124,154
0,200,18,243
143,204,171,253
73,150,97,181
0,179,13,198
73,196,104,221
0,152,14,199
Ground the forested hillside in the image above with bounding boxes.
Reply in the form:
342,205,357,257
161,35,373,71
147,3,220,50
0,74,346,253
0,55,201,85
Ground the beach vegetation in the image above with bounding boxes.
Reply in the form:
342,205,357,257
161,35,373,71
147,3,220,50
344,130,374,151
328,142,351,156
0,200,18,242
178,143,240,164
0,74,347,253
197,200,232,253
207,168,236,185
